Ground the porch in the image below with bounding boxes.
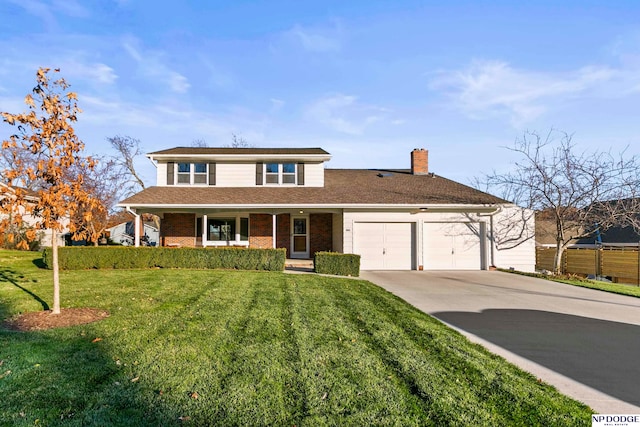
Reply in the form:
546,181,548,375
158,211,341,258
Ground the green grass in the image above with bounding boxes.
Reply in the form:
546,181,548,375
551,278,640,297
1,250,592,426
505,269,640,298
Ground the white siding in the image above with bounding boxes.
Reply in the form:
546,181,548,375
215,163,256,187
156,161,324,187
157,162,168,186
304,163,325,187
491,205,536,272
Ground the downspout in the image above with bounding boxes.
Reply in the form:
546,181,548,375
126,206,141,247
478,206,502,269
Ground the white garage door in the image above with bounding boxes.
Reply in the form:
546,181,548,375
423,222,483,270
354,222,414,270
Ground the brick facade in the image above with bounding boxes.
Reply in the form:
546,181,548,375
161,213,196,247
160,212,334,255
411,148,429,175
309,213,333,255
276,214,291,256
249,214,273,249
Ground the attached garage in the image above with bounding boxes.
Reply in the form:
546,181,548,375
353,222,415,270
422,222,485,270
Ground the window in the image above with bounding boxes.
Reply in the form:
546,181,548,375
194,163,207,184
282,163,296,184
173,163,209,185
265,163,279,184
264,163,297,185
205,216,249,244
240,217,249,241
208,218,235,241
177,163,190,184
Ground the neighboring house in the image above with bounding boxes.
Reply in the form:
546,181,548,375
535,209,640,248
108,220,159,246
118,147,534,271
0,183,67,247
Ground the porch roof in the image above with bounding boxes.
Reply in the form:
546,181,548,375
119,169,508,208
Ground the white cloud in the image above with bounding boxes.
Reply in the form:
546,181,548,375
288,24,341,53
121,36,190,94
429,60,619,126
65,61,117,84
270,98,285,113
305,93,388,135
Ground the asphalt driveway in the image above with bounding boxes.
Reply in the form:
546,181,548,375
361,270,640,414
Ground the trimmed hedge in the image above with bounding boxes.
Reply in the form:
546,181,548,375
42,247,286,271
314,252,360,277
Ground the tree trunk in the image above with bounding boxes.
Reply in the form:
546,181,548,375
52,228,61,314
553,242,565,275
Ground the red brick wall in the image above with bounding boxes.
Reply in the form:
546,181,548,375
249,214,273,248
161,213,196,247
411,148,429,175
276,214,290,255
310,213,333,256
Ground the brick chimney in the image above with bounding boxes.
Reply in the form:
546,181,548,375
411,148,429,175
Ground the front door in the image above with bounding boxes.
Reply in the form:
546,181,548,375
291,216,309,258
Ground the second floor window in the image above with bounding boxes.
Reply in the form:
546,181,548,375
194,163,207,184
175,163,208,185
265,163,296,185
177,163,190,184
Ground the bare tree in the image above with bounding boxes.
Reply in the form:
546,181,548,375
227,133,253,148
483,129,640,274
107,135,146,193
191,138,209,147
67,156,128,245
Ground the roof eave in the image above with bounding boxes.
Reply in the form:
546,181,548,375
147,153,332,162
118,202,507,212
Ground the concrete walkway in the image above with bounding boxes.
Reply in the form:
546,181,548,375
361,270,640,414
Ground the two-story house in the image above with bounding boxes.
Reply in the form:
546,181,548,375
118,147,535,271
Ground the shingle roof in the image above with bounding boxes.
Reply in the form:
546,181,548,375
148,147,330,156
120,169,508,207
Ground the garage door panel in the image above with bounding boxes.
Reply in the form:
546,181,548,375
354,223,385,270
354,222,414,270
383,223,414,270
423,222,482,270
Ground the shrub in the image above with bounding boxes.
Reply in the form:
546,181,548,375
42,247,286,271
314,252,360,277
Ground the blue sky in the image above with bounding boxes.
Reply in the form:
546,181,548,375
1,0,640,187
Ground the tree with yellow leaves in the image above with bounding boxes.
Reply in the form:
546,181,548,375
0,67,102,314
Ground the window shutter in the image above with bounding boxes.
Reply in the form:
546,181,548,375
208,163,216,186
167,162,174,185
256,162,263,185
297,163,305,185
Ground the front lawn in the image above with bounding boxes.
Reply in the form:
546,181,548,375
1,250,592,426
505,269,640,298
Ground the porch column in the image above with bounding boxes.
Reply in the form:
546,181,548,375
134,211,141,247
126,206,141,247
203,214,208,246
272,214,277,249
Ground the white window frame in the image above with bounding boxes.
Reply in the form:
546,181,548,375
174,163,208,185
201,214,250,247
263,163,297,185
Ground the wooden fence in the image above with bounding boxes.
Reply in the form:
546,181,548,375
536,247,640,285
